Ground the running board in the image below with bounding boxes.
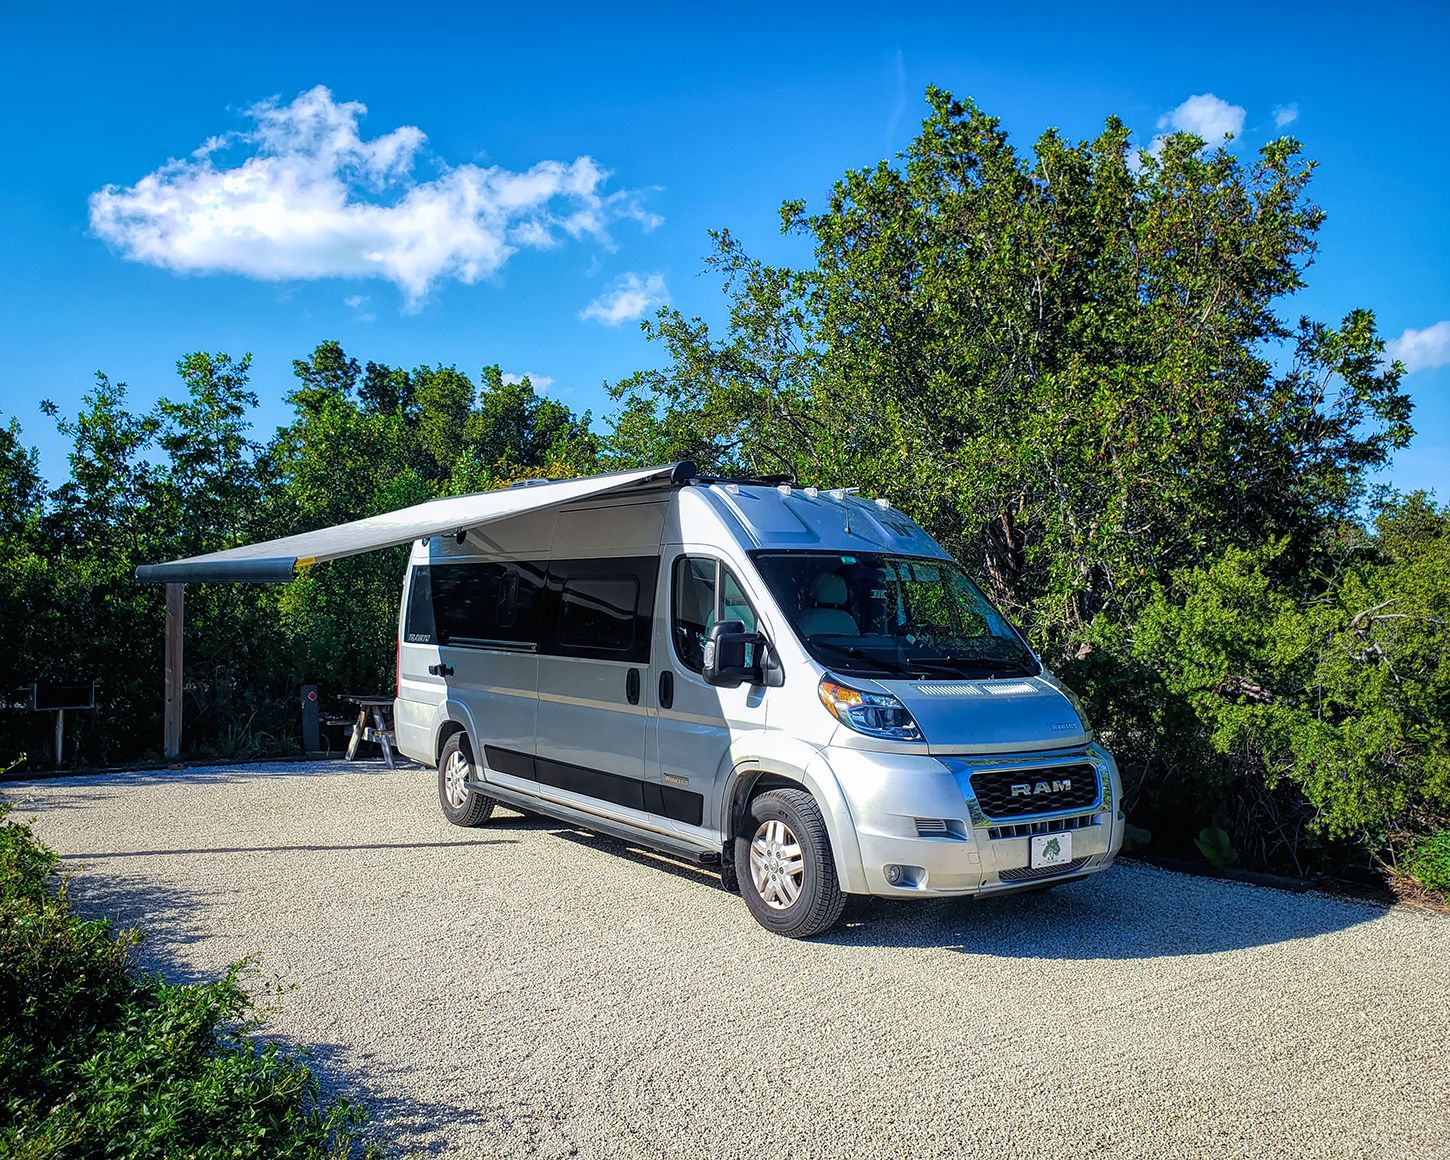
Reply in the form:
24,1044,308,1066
465,778,720,867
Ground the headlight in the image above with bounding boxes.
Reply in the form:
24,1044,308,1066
818,676,922,741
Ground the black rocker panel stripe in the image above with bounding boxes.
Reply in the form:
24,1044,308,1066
484,745,704,828
484,745,535,780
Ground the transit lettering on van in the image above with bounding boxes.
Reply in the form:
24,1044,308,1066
393,463,1125,938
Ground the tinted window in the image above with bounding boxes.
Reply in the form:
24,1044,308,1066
429,562,543,649
545,557,658,663
560,576,638,651
672,556,758,673
403,566,436,644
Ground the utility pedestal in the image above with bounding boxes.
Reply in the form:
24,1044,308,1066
25,683,96,769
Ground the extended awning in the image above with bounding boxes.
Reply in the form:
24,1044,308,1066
135,461,694,584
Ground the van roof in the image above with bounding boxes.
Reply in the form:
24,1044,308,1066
684,481,947,558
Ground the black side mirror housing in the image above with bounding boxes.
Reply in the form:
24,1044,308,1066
703,619,765,688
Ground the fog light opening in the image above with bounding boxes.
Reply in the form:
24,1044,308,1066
883,864,926,888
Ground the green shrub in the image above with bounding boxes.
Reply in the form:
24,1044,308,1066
1403,829,1450,895
0,802,375,1158
1121,823,1153,853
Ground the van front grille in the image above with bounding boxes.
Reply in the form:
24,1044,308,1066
987,813,1101,841
969,764,1098,819
998,857,1089,883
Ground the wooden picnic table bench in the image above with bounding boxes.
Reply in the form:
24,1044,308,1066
339,694,396,768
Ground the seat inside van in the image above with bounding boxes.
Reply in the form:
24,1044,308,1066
799,573,858,638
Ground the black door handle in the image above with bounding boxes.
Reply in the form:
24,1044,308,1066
658,670,674,709
625,668,640,705
428,663,454,677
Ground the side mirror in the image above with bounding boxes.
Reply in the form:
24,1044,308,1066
703,619,765,688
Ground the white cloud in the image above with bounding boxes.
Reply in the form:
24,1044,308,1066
1274,103,1300,128
501,371,555,391
89,86,660,309
1387,321,1450,374
1151,93,1247,154
579,272,668,326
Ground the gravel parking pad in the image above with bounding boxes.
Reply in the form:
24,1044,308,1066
10,761,1449,1159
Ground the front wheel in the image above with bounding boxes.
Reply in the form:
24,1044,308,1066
735,789,846,938
438,732,496,827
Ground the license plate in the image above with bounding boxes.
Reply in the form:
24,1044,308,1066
1030,832,1072,869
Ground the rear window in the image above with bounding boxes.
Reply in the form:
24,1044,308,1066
403,566,435,644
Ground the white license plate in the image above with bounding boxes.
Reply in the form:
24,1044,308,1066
1030,832,1072,869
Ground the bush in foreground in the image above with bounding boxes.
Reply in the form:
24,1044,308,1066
0,802,375,1158
1403,829,1450,897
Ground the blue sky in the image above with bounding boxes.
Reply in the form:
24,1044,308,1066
2,1,1447,496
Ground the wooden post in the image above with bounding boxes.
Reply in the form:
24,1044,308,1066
164,583,184,758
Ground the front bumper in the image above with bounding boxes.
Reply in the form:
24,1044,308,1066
823,742,1124,897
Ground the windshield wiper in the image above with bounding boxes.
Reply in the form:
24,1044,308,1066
806,639,925,678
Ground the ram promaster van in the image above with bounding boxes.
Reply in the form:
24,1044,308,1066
393,463,1123,938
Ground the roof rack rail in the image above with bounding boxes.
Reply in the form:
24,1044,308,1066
687,471,796,487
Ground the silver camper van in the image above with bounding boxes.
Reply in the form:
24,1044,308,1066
393,463,1123,938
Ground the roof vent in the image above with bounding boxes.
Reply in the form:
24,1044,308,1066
777,484,792,496
804,486,819,498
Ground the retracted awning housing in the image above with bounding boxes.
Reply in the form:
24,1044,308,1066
135,461,695,584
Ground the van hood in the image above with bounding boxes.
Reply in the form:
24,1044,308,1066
876,675,1090,754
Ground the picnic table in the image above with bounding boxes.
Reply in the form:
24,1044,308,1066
340,694,396,767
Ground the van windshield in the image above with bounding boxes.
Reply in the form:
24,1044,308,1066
752,551,1039,680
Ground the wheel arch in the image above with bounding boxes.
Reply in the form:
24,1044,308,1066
720,742,867,895
430,700,480,768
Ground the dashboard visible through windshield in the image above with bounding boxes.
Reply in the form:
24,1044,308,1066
752,551,1039,680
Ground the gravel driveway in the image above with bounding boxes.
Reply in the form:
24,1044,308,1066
9,761,1448,1159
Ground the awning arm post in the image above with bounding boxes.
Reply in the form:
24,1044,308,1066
164,583,183,759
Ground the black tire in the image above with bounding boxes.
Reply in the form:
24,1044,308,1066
437,732,496,828
735,788,846,938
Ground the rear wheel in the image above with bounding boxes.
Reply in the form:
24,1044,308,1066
438,732,496,827
735,789,845,938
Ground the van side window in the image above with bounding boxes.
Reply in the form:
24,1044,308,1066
559,576,638,651
545,557,658,662
404,566,435,644
672,557,758,673
429,562,543,649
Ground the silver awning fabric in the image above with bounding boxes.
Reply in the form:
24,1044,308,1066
135,462,691,584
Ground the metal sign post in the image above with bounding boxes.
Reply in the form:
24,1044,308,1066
25,683,97,769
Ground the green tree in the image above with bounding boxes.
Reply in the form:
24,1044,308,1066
607,88,1425,871
609,90,1410,645
290,339,361,416
1130,495,1450,865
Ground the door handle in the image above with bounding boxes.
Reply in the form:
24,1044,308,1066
428,663,454,677
658,670,674,709
626,668,641,705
